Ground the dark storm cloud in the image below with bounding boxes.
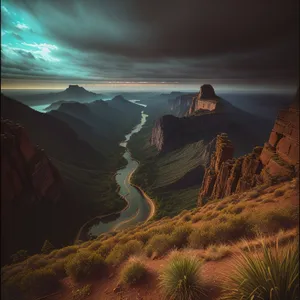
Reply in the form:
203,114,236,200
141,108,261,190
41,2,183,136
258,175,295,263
13,49,35,59
2,0,299,83
11,32,24,40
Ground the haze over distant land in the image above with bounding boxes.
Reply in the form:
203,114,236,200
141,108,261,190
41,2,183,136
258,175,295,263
1,0,298,91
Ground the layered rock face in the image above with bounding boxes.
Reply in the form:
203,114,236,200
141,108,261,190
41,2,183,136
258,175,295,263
168,94,196,117
150,101,270,154
198,92,299,205
1,119,62,205
1,118,63,263
189,84,219,115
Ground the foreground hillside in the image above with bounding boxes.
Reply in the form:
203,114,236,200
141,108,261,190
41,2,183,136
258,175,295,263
1,178,298,300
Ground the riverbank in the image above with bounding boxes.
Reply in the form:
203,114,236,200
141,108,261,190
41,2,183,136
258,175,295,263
74,111,155,243
128,168,156,222
74,190,129,243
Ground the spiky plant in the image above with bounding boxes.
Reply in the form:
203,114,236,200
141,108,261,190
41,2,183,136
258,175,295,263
159,252,205,300
222,239,299,300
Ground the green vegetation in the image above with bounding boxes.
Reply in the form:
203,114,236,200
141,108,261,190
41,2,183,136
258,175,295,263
222,240,299,300
105,240,143,266
159,252,205,300
41,240,55,254
2,267,60,299
128,117,209,218
21,268,60,297
1,179,298,299
72,284,92,300
10,250,28,264
188,215,255,249
203,244,231,261
170,225,193,248
120,258,147,285
65,251,105,282
145,234,173,257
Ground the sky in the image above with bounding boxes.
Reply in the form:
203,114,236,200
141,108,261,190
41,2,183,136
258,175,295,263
1,0,299,91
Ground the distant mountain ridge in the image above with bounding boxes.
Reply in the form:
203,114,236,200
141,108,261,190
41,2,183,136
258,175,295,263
7,85,103,106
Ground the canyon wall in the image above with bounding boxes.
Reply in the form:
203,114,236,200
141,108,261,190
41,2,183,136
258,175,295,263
1,118,64,263
1,118,62,206
198,92,299,205
168,94,196,117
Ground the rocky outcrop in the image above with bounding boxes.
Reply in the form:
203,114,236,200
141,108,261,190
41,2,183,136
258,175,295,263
1,118,63,263
168,94,196,117
1,119,62,205
189,84,219,115
150,99,271,155
198,90,299,205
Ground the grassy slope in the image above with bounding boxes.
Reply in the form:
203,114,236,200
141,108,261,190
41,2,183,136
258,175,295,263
128,105,212,218
2,179,298,300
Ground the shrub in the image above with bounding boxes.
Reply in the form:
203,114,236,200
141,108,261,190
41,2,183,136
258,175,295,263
54,246,78,259
274,189,285,197
21,268,60,297
182,214,191,222
96,243,113,258
216,203,227,211
105,240,143,266
158,224,174,234
222,240,299,300
255,184,269,193
133,231,151,244
10,249,28,264
188,228,212,249
65,252,105,282
248,191,259,199
230,204,245,214
253,207,298,234
202,211,219,221
87,241,102,251
191,214,202,223
214,216,254,242
41,240,55,254
72,284,92,300
189,216,254,249
2,272,26,300
26,255,49,270
170,226,193,248
159,253,205,299
203,244,231,261
50,260,67,278
120,258,147,285
145,234,173,257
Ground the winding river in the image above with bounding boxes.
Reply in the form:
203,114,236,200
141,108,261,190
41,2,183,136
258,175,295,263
77,108,153,241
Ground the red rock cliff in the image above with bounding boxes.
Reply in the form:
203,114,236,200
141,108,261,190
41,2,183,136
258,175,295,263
189,84,219,115
1,118,62,207
1,118,63,263
198,91,299,205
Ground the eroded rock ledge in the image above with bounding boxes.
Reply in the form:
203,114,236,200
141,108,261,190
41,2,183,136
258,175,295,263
198,92,299,205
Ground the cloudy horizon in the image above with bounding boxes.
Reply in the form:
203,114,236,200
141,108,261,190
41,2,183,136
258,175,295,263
1,0,299,91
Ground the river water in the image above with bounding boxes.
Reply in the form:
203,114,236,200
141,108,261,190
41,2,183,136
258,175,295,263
85,110,151,238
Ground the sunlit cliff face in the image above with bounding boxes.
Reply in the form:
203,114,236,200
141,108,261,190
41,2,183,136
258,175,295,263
1,1,298,90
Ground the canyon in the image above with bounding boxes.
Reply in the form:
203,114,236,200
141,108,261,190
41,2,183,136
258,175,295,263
0,91,143,264
198,89,299,205
151,85,272,155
